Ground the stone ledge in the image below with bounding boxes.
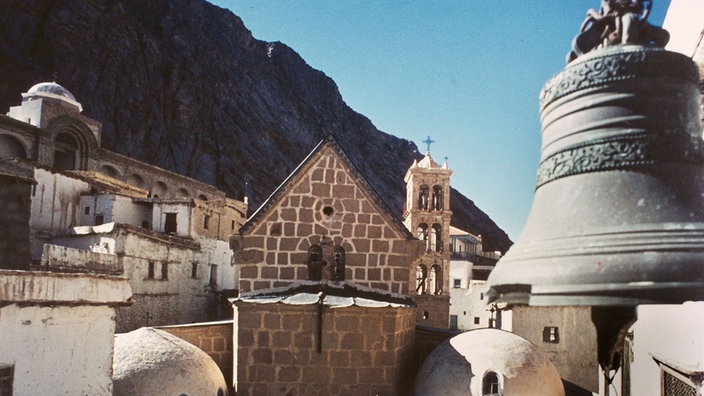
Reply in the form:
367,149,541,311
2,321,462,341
0,269,132,305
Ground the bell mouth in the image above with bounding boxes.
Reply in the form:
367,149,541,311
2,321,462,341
486,222,704,307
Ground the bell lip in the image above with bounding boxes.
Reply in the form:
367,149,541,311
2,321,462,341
487,282,704,307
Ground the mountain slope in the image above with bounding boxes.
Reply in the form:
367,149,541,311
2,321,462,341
0,0,512,251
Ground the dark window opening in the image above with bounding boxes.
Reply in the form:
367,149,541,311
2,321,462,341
0,364,14,396
53,133,79,171
543,326,560,343
0,134,27,160
450,315,458,330
431,223,443,252
94,214,104,226
161,262,169,280
416,264,427,294
331,246,345,281
432,185,443,210
164,213,177,234
482,372,501,396
474,317,480,325
191,262,198,278
307,245,323,281
84,206,90,215
204,214,210,229
147,261,155,279
418,185,429,210
209,264,218,286
429,264,442,295
422,311,429,320
453,278,461,288
141,220,149,229
231,220,235,230
417,223,429,250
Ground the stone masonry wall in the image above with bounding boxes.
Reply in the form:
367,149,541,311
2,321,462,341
233,301,416,396
236,147,424,295
0,174,32,270
512,306,599,392
414,294,451,328
160,321,234,393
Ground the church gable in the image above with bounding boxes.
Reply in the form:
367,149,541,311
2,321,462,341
235,139,423,295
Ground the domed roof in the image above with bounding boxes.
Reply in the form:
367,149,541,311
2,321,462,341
113,327,227,396
26,82,77,101
23,82,82,112
414,329,564,396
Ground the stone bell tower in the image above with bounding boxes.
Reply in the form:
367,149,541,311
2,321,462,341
404,137,452,328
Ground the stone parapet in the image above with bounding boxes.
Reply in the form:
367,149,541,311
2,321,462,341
0,269,131,305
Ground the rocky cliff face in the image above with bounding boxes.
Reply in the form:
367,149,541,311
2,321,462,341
0,0,511,251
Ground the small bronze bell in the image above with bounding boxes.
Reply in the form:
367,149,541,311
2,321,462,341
487,44,704,307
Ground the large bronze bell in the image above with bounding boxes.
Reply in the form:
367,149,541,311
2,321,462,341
487,44,704,307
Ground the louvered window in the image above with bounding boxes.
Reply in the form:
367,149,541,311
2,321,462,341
663,371,697,396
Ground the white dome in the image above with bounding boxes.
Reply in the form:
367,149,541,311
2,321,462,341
27,82,77,101
113,327,227,396
23,82,82,112
414,329,565,396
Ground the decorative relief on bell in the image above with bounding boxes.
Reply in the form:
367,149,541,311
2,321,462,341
542,47,699,110
537,133,704,188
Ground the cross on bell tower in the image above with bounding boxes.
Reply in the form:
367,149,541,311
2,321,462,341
423,136,435,153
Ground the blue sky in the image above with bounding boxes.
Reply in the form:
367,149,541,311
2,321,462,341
210,1,672,241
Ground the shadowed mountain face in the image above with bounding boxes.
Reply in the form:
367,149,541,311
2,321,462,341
0,0,511,251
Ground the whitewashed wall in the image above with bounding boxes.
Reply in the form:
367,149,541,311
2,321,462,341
0,270,130,396
30,168,90,231
198,237,236,290
151,202,192,237
79,194,151,228
628,302,704,396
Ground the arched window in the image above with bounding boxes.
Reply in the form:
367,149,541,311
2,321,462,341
151,181,168,198
429,225,437,252
432,185,443,210
417,223,429,250
331,246,345,281
416,264,428,294
482,371,501,396
0,134,27,159
175,188,190,198
53,132,78,170
429,264,442,295
418,185,429,210
126,173,145,188
98,165,120,179
431,224,443,252
308,245,323,281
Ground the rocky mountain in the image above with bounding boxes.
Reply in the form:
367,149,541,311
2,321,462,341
0,0,511,252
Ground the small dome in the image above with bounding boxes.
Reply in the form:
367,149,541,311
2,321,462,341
23,82,82,112
414,329,564,396
113,327,227,396
26,82,77,101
